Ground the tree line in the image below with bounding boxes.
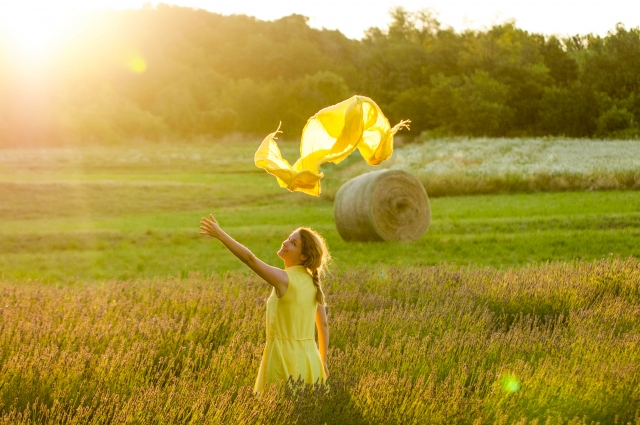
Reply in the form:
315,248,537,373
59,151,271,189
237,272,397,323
0,5,639,145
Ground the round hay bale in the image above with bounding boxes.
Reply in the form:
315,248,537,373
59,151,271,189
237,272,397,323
334,169,430,242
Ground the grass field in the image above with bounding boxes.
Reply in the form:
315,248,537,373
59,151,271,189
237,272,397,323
1,139,639,423
0,259,638,423
1,140,639,282
338,137,640,198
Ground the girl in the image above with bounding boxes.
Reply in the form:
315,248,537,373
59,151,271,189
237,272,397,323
199,214,330,392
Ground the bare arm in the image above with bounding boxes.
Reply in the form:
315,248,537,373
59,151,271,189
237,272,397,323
200,214,288,297
316,304,329,377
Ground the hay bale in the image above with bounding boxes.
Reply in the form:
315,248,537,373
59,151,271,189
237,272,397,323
334,169,430,242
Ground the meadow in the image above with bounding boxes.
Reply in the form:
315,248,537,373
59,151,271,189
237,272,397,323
1,138,639,281
1,137,639,423
1,260,639,423
335,138,640,198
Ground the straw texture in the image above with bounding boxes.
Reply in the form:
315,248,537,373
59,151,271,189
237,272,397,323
334,169,430,242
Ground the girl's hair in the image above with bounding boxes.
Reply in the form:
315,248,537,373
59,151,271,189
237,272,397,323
297,227,330,306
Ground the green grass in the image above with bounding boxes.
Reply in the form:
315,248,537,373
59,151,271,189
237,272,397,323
2,142,639,282
2,189,640,281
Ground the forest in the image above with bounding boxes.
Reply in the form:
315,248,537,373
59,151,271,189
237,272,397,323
1,5,639,145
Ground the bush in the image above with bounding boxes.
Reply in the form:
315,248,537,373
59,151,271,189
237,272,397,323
196,108,239,135
538,85,600,137
595,105,639,138
63,90,168,143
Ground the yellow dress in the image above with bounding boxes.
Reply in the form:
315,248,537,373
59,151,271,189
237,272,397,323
253,265,326,392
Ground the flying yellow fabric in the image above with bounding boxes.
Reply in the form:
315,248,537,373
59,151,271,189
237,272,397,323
254,95,409,196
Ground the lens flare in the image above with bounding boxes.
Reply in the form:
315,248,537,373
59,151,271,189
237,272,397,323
128,56,147,73
500,374,521,393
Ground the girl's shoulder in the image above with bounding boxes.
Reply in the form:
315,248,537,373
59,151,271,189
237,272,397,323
285,265,312,281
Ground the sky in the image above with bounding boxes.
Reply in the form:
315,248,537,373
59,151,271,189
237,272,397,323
1,0,639,59
147,0,640,39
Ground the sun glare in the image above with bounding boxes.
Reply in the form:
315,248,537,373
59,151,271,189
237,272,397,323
0,3,82,65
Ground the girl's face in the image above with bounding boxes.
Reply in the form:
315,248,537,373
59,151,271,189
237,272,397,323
277,231,306,266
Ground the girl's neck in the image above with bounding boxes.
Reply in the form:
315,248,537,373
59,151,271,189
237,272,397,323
284,261,302,269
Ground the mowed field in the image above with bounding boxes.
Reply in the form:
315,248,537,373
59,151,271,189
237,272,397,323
1,138,640,423
1,139,639,281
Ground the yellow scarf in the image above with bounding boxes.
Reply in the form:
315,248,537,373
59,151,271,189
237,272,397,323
254,95,409,196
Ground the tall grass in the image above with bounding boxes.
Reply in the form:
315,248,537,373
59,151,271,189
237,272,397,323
1,258,639,423
417,170,640,198
322,138,640,199
400,137,640,198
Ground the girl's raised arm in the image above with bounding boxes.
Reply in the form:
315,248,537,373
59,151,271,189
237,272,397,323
200,215,288,297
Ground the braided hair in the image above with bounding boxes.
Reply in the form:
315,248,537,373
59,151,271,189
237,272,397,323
297,227,330,306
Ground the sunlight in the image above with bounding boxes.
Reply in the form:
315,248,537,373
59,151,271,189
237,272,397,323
0,3,81,64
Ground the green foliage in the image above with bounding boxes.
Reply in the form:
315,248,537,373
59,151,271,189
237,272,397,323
540,36,579,86
197,108,239,136
446,71,513,136
391,72,512,136
374,12,639,139
596,105,638,138
0,6,639,144
0,259,639,422
593,92,640,138
228,71,350,136
64,89,168,142
581,25,640,98
538,85,600,137
279,71,351,136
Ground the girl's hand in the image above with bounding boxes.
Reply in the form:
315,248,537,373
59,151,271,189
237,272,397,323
323,362,329,378
200,214,223,239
